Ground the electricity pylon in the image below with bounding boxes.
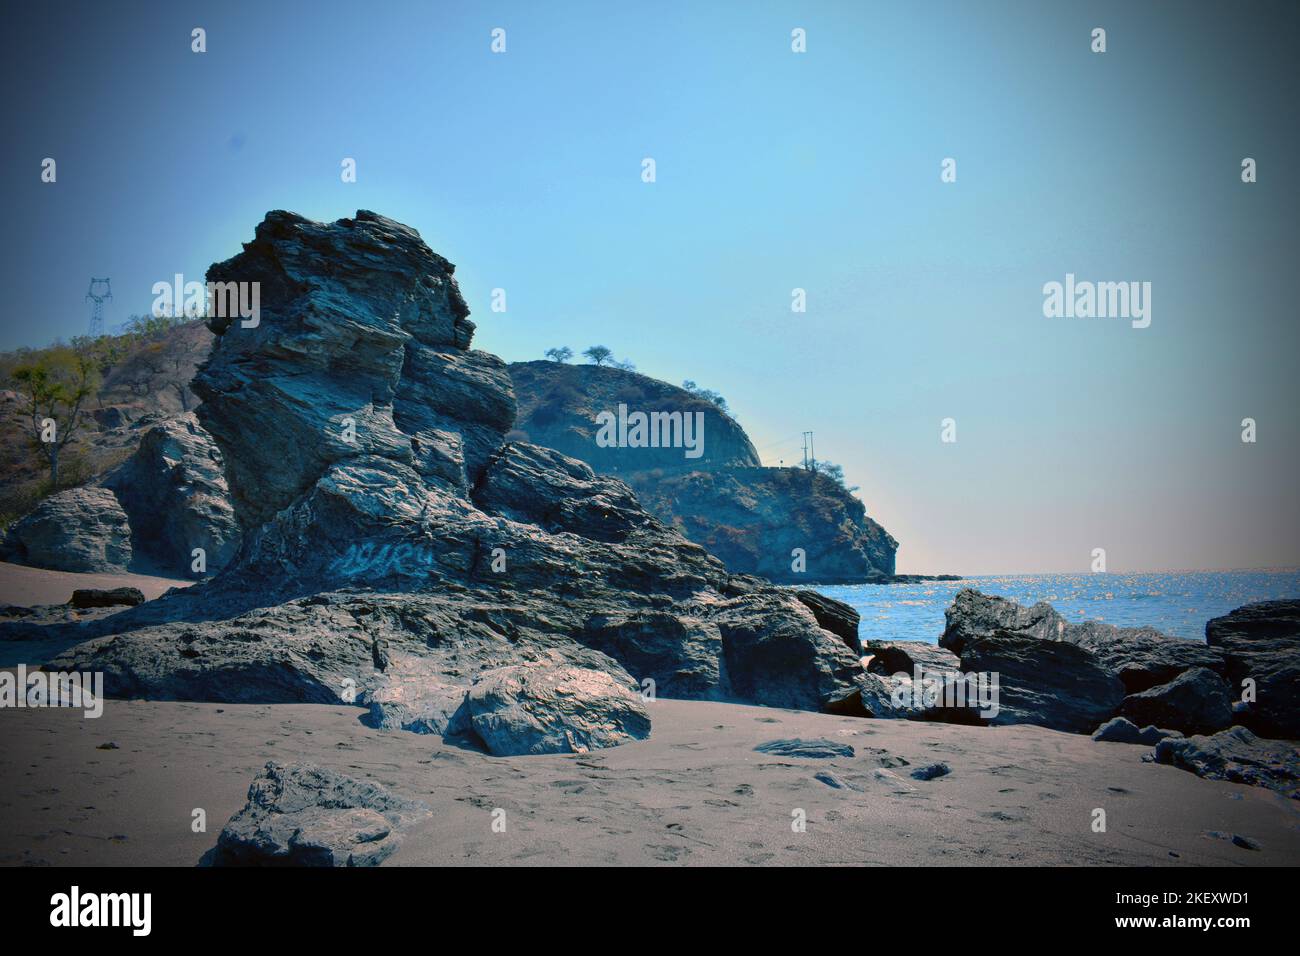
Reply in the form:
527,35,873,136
86,277,112,337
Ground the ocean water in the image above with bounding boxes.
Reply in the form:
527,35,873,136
815,570,1300,645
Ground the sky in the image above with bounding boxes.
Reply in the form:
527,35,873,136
2,0,1297,574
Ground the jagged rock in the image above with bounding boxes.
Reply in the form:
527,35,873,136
1091,716,1183,745
942,589,1224,692
102,413,240,576
1206,599,1300,739
1151,726,1300,799
865,639,961,678
26,211,867,750
958,631,1125,733
203,762,429,866
453,658,650,756
795,591,861,654
509,361,897,584
1,487,131,572
754,738,854,759
1118,667,1233,736
69,587,145,609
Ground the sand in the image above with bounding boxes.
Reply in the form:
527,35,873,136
1,694,1297,867
0,560,192,606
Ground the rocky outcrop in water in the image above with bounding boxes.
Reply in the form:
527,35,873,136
509,360,897,583
942,589,1226,692
29,211,865,754
1206,599,1300,739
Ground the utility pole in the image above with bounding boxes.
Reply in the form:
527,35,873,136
86,277,112,337
801,431,814,471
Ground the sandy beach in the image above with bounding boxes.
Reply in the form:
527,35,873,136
2,693,1296,867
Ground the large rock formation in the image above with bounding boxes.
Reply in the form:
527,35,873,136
1,486,132,572
1150,726,1300,799
509,360,897,583
1117,666,1234,736
29,211,866,754
1206,599,1300,739
942,589,1226,693
102,413,240,575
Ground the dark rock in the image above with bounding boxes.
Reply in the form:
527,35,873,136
1152,726,1300,799
69,587,145,609
865,639,960,678
453,659,651,756
1205,599,1300,739
814,770,861,791
943,589,1225,692
1091,716,1183,745
795,590,861,654
204,762,429,866
92,405,135,429
1118,667,1233,736
909,762,951,780
754,738,855,759
958,630,1125,733
102,413,241,576
1,487,132,572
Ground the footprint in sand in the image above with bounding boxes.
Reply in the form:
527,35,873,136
733,784,754,797
647,844,691,862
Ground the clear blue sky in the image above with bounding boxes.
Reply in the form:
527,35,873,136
3,0,1297,574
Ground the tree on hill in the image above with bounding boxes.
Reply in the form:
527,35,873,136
583,345,613,366
544,346,573,363
808,458,859,493
11,346,100,491
681,380,728,412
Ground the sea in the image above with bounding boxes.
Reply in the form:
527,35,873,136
815,569,1300,645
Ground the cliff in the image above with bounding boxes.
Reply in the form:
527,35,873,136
509,360,897,583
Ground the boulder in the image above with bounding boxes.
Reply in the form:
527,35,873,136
69,587,145,609
909,762,951,780
1206,599,1300,739
102,413,241,576
454,659,651,756
864,639,961,678
203,762,429,866
1117,667,1233,736
1150,726,1300,799
1091,716,1182,745
942,589,1225,692
958,631,1125,733
1,487,131,572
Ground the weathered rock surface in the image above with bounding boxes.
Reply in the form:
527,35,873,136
942,589,1225,692
1206,599,1300,739
509,360,897,584
102,413,240,576
203,761,429,866
69,587,145,609
1118,667,1234,736
22,211,865,754
1151,726,1300,799
754,738,854,759
1092,716,1182,745
453,658,651,756
865,639,961,679
958,631,1126,733
1,487,132,572
795,590,861,654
